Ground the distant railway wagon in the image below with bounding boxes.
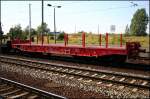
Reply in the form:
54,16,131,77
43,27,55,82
0,32,145,62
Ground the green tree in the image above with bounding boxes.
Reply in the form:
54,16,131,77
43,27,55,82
37,22,50,34
57,32,64,40
8,24,24,39
130,8,148,36
125,24,130,36
77,30,86,36
24,26,37,38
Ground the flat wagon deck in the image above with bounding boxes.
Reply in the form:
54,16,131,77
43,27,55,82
12,43,127,57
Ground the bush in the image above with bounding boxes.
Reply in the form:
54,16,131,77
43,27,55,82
57,33,64,40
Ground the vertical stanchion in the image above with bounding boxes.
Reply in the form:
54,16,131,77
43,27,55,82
115,33,117,46
67,34,68,45
120,33,122,47
106,33,108,48
82,32,85,47
99,33,101,46
37,35,38,44
64,33,67,47
47,33,49,44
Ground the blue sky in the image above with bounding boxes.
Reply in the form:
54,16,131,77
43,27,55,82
1,1,149,34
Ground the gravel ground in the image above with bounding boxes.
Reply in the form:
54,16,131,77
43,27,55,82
0,62,149,98
1,54,149,76
0,67,108,99
38,58,150,76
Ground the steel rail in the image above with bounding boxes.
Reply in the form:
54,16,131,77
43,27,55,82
0,56,149,90
0,77,67,99
0,55,149,80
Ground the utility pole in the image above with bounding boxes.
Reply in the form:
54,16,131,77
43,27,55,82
41,0,44,45
98,24,99,34
75,24,76,33
0,20,2,45
0,0,3,45
54,7,56,44
29,4,31,43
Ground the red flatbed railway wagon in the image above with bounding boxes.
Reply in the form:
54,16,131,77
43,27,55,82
12,43,126,57
10,33,143,62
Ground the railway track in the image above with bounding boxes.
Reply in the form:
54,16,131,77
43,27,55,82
23,53,150,71
0,55,149,91
2,52,150,71
0,77,66,99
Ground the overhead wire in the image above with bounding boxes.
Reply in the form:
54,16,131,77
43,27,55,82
57,3,145,16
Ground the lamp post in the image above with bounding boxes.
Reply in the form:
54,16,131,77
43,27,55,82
47,4,61,44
